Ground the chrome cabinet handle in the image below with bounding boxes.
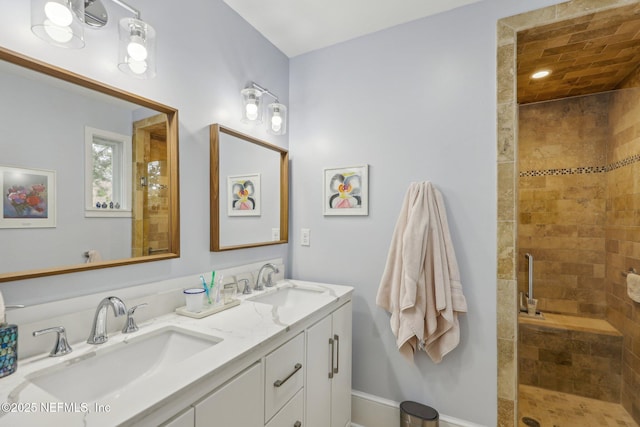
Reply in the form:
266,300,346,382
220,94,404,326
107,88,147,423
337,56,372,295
333,334,340,374
274,363,302,387
329,337,334,379
294,421,302,427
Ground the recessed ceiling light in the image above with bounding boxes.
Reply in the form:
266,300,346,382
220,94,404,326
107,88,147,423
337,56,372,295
531,70,551,79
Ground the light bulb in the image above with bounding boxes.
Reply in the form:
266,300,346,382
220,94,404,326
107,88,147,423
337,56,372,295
127,35,148,61
271,113,282,132
44,19,73,43
246,102,258,121
532,70,550,79
127,58,148,75
44,1,73,27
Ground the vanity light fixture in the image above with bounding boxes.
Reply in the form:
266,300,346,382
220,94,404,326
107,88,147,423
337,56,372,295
241,82,288,135
30,0,157,78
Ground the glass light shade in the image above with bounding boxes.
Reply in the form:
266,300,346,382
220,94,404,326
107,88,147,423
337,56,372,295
241,88,263,123
31,0,85,48
118,17,156,79
267,103,287,135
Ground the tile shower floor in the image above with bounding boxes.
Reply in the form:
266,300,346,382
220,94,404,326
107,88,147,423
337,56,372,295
518,385,638,427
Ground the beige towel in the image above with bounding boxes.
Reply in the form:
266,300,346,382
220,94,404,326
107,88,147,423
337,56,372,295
627,272,640,303
376,182,467,363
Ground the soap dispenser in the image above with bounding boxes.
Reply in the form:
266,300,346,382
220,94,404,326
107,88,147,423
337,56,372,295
0,292,18,378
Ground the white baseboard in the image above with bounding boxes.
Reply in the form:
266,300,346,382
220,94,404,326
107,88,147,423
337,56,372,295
351,390,487,427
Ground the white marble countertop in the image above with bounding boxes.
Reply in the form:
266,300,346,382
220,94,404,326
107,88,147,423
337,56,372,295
0,279,353,426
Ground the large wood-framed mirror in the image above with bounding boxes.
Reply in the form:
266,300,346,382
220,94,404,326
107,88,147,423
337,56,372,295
0,46,180,282
210,124,288,251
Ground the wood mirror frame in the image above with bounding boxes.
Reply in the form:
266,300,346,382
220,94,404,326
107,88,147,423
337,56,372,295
210,124,288,251
0,46,180,282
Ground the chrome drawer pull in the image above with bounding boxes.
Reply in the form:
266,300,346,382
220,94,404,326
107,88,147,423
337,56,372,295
274,363,302,387
294,422,302,427
329,337,334,379
333,334,340,374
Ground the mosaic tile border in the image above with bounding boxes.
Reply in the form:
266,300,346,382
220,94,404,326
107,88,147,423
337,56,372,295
519,154,640,177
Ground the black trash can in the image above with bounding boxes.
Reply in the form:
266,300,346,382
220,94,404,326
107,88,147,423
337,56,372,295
400,401,439,427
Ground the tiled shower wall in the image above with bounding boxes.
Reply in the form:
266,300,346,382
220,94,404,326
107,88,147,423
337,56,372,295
518,94,609,318
518,88,640,420
518,85,640,421
605,83,640,421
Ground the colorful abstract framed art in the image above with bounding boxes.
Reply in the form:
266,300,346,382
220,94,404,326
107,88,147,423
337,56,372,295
0,166,56,228
323,164,368,216
227,173,261,216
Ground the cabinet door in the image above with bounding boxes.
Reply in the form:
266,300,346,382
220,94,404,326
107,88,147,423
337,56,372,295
160,407,194,427
305,315,332,427
331,301,352,427
194,362,263,427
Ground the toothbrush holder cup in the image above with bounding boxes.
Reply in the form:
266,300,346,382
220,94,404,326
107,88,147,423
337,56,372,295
183,288,206,313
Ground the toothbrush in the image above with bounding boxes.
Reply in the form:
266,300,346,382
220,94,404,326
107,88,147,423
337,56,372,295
200,275,212,304
210,271,216,297
215,274,223,304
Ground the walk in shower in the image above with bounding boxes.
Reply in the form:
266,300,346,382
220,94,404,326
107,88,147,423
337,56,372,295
496,2,640,426
516,86,640,426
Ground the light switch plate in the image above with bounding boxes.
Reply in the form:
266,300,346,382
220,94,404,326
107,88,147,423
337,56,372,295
301,228,310,246
271,228,280,241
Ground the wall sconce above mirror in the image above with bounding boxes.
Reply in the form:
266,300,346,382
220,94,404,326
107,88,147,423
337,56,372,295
210,124,289,251
30,0,157,78
0,46,180,282
240,82,288,135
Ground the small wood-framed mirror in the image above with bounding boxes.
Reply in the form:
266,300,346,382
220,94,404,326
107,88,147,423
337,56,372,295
210,124,288,251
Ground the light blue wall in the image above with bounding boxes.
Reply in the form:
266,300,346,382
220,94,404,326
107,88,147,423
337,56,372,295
288,0,563,424
0,0,289,305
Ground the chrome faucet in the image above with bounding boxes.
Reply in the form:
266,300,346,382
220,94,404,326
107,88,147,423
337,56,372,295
255,263,279,291
87,296,127,344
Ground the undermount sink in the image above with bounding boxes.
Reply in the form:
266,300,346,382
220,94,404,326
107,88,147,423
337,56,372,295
27,326,222,402
247,284,324,307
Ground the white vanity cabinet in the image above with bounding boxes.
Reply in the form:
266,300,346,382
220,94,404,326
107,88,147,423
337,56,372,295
305,301,352,427
136,285,352,427
194,362,264,427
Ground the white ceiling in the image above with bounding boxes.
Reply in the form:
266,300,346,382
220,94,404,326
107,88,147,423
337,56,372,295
223,0,483,58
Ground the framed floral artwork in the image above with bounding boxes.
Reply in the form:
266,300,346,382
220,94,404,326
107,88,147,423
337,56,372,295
0,166,56,228
323,164,368,216
227,173,261,216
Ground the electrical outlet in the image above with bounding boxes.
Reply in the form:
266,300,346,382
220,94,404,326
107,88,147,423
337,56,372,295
271,228,280,241
301,228,310,246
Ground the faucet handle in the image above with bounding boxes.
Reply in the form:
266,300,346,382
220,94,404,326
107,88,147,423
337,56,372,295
33,326,73,357
239,279,251,295
122,303,148,334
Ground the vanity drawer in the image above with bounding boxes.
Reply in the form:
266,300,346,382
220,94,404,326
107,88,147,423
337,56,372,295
266,388,304,427
265,332,304,422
